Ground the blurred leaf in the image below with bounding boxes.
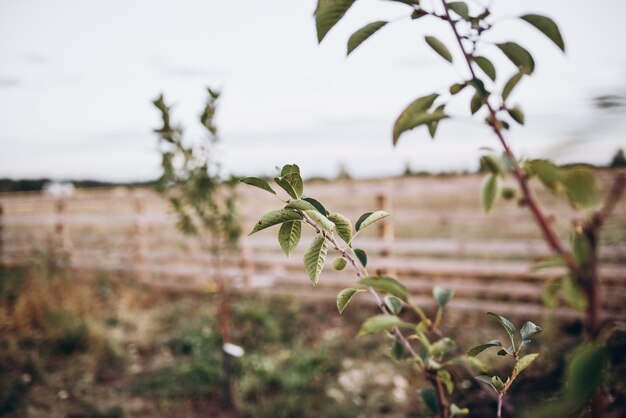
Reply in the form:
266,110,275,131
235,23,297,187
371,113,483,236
358,314,413,335
467,339,503,357
502,187,517,200
529,159,562,192
250,209,302,235
420,387,440,415
425,35,453,62
305,210,335,232
475,375,497,391
278,221,302,257
513,353,540,379
570,231,591,268
480,174,500,213
562,167,598,209
384,295,403,314
450,83,466,95
332,256,347,270
474,56,496,81
390,339,405,360
355,210,389,231
433,287,454,307
520,321,542,342
491,375,504,389
470,92,483,114
336,288,359,313
566,344,607,399
461,356,488,372
304,236,328,285
354,248,368,267
562,275,587,311
502,71,525,101
520,14,565,51
240,177,276,195
541,278,561,308
508,105,525,125
438,369,454,394
328,213,353,243
347,21,387,55
480,154,504,175
428,104,446,139
496,42,535,74
450,404,470,417
315,0,357,43
393,94,447,144
448,2,469,20
360,276,409,302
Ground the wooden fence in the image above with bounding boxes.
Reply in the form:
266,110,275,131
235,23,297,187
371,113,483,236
1,175,625,320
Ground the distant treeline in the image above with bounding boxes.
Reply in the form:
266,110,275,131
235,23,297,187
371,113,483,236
0,178,156,193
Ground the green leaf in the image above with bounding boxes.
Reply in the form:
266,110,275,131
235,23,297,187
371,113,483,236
467,339,503,357
305,210,336,232
420,387,440,415
491,375,504,389
497,347,512,356
474,56,496,81
461,355,488,372
360,276,409,302
328,213,353,243
384,295,403,315
240,177,276,195
354,248,368,267
336,288,359,313
570,231,591,268
470,92,483,115
390,339,405,361
502,187,517,200
433,287,454,307
447,1,469,20
449,83,466,95
393,94,447,144
541,278,561,308
275,176,299,199
520,321,542,342
520,14,565,52
562,275,588,311
480,174,500,213
566,344,607,399
496,42,535,74
314,0,357,43
438,369,454,394
562,167,598,209
281,163,300,176
303,197,329,216
355,210,389,232
250,209,303,235
347,21,387,56
487,312,516,344
450,404,470,417
502,71,524,101
358,314,413,336
431,337,455,358
513,353,540,378
508,105,525,125
425,35,453,63
529,159,562,192
304,236,328,285
480,154,504,175
285,199,318,211
333,257,347,271
475,375,497,391
278,221,302,257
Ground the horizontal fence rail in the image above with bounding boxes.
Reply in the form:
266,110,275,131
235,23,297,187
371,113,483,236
1,173,625,320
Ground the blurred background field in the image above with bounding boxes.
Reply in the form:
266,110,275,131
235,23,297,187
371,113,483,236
1,171,625,417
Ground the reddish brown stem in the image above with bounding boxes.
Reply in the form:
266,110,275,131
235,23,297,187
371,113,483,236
429,372,450,418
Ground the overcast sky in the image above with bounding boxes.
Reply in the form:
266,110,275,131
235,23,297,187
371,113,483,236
1,0,625,181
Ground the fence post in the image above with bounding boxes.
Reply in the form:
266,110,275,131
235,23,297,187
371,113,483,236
376,186,395,276
133,197,149,281
55,199,73,267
